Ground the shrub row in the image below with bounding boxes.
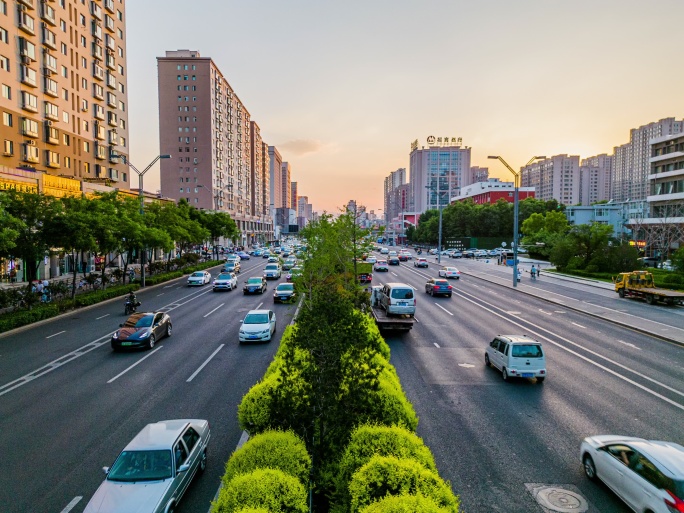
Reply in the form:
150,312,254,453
144,271,184,286
212,430,310,513
184,260,223,274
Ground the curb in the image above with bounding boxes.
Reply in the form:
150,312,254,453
460,270,684,348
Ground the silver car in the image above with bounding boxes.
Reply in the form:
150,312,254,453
84,419,210,513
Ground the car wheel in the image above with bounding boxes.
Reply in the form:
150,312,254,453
147,334,156,350
430,289,434,296
447,294,452,298
485,354,491,367
583,454,597,481
199,448,207,473
166,323,172,338
537,377,545,383
502,368,509,381
646,294,655,305
618,288,625,298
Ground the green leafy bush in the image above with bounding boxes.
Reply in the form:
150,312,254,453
222,430,311,487
234,509,271,513
359,493,451,513
662,274,684,286
184,260,222,274
144,271,183,286
69,285,139,308
212,468,308,513
0,304,60,333
348,456,459,513
237,374,279,434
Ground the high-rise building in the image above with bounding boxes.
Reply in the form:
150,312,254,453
297,195,308,218
383,168,406,227
0,0,130,184
157,50,271,245
281,162,291,209
409,139,471,214
466,166,489,187
268,146,282,210
260,142,270,218
290,181,297,211
250,121,265,218
521,154,581,205
612,118,684,202
580,154,613,205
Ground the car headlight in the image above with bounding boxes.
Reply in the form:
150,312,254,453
140,330,151,338
239,330,245,335
112,331,119,340
261,329,270,335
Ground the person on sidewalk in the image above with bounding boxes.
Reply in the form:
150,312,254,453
531,265,537,279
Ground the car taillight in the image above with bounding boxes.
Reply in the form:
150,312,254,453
413,298,416,306
447,286,452,290
665,491,684,513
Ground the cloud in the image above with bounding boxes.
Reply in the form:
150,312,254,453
276,139,325,156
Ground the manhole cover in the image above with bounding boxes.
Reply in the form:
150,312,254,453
536,487,588,512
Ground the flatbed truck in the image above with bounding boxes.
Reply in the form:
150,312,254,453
614,271,684,306
369,286,413,332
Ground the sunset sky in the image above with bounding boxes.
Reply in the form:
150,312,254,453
126,0,684,213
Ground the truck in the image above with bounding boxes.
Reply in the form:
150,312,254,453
356,262,373,284
613,270,684,306
369,285,414,332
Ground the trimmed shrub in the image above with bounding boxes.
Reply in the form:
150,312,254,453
70,284,139,308
334,425,436,510
184,260,222,274
349,456,459,513
662,274,684,286
144,271,183,286
234,509,271,513
359,493,450,513
361,315,391,361
212,468,308,513
222,430,311,486
237,374,279,434
0,304,60,333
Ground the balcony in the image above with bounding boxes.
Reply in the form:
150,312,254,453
41,2,56,25
91,1,102,20
91,21,103,41
18,0,34,9
45,123,59,145
104,14,115,32
108,130,118,146
46,150,60,169
21,65,37,87
93,85,104,100
94,122,106,140
42,27,57,50
94,105,105,120
104,0,115,13
44,77,59,97
95,142,107,160
92,43,103,61
93,63,105,81
105,53,116,70
18,11,35,35
106,71,116,89
106,111,117,126
23,144,40,164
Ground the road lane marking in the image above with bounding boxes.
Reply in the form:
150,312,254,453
572,322,586,329
539,309,552,315
164,284,175,288
203,303,225,318
453,290,684,410
434,303,453,316
96,314,109,320
60,497,83,513
256,302,263,309
391,272,398,277
156,292,165,296
458,363,475,368
434,343,440,348
618,340,642,351
46,330,66,339
507,311,522,315
107,347,163,383
414,316,420,323
187,344,224,382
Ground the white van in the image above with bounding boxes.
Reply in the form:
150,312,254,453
485,335,546,382
380,283,416,316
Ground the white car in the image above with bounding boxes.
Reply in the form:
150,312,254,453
366,256,377,264
212,272,237,291
474,250,488,257
485,335,546,382
187,271,211,286
263,263,282,280
439,267,461,279
380,248,389,255
580,436,684,513
239,309,277,343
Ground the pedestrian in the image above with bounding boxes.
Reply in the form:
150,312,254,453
35,280,44,293
517,269,521,282
530,264,536,280
43,278,49,289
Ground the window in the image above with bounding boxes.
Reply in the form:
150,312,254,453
0,55,9,71
2,111,11,126
62,111,69,123
60,20,66,32
1,84,9,99
61,42,67,55
80,35,87,47
0,28,7,44
21,91,38,112
3,139,13,156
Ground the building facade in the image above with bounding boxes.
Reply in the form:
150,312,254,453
521,154,580,205
157,50,272,245
383,167,406,227
565,204,629,239
466,166,489,187
0,0,130,185
453,178,535,204
409,139,471,214
612,118,684,203
580,154,613,205
290,181,297,211
281,161,291,209
268,145,282,211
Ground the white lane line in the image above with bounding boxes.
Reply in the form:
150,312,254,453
554,311,566,314
391,272,398,277
256,302,264,309
507,311,522,315
434,303,453,316
187,344,224,382
156,292,165,296
46,330,66,339
453,290,684,410
618,340,642,351
107,347,163,383
539,309,552,315
414,316,420,323
572,322,587,329
60,496,83,513
96,314,109,320
203,303,225,318
164,284,175,288
434,342,440,348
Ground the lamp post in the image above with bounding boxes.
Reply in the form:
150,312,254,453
488,155,545,287
118,154,171,287
425,185,449,265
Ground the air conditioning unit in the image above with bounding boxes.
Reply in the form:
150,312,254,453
26,140,36,146
43,68,53,76
21,55,31,64
46,120,53,126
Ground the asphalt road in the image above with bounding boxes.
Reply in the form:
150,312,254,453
372,250,684,513
0,258,297,513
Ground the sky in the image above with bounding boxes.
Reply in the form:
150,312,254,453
126,0,684,214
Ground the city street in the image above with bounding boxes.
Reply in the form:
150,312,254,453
0,259,296,513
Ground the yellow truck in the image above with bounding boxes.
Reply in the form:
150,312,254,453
613,271,684,306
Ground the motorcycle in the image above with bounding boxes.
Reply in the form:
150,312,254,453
417,249,422,255
124,298,141,315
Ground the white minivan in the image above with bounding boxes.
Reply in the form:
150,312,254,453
485,335,546,382
380,283,416,316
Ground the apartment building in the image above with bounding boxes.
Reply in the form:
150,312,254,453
281,161,291,209
157,50,272,245
268,145,282,211
580,154,613,205
521,154,580,205
290,180,297,211
0,0,130,184
612,118,684,202
465,166,489,187
383,167,406,228
648,132,684,219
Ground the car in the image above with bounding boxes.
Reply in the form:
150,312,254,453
580,436,684,513
263,263,282,280
273,282,296,303
400,251,413,260
243,276,267,294
485,335,546,382
286,266,303,281
374,260,389,272
380,247,389,255
439,267,461,279
236,251,251,260
239,309,277,342
225,254,239,263
474,250,488,258
414,258,429,268
358,271,373,284
187,271,211,286
388,256,400,266
212,272,237,291
83,419,210,513
282,258,297,271
111,312,172,351
222,261,240,273
398,253,409,262
262,252,271,258
488,249,499,257
425,278,453,297
267,255,279,263
428,248,438,255
463,248,477,258
366,256,377,264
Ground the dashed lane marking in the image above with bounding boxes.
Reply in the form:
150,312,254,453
107,347,163,383
433,343,440,348
434,303,453,316
572,322,586,329
46,330,66,339
60,496,83,513
95,314,109,320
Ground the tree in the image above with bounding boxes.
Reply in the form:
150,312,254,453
672,246,684,273
0,207,20,257
197,211,238,260
549,223,614,271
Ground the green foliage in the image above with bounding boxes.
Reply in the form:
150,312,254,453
359,494,451,513
662,274,684,286
183,260,222,274
0,304,60,333
222,430,311,486
212,468,308,513
672,247,684,273
234,509,271,513
348,456,459,513
144,271,183,285
238,374,280,433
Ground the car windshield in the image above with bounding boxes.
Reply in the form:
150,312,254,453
244,313,268,324
123,314,153,328
446,267,456,271
265,264,279,270
378,261,387,265
217,274,232,280
191,272,204,277
247,278,262,285
277,284,294,291
107,450,172,482
511,344,543,358
391,289,414,299
435,280,449,286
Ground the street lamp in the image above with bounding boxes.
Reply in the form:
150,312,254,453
118,154,171,287
488,155,546,287
425,185,450,265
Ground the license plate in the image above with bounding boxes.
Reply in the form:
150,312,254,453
249,335,259,339
522,373,533,378
397,302,406,306
121,342,133,346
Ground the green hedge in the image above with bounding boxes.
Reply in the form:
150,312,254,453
348,456,459,513
212,468,308,513
359,494,450,513
184,260,223,274
237,374,280,434
0,304,60,333
234,509,271,513
144,271,184,286
222,430,311,487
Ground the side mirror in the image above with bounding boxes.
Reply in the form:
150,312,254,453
177,463,190,473
240,319,244,323
102,466,110,475
119,323,123,327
